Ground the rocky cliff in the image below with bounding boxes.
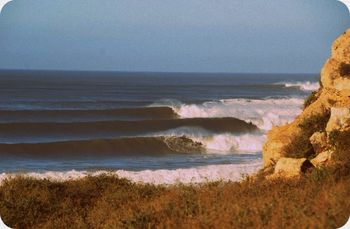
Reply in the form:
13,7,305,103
263,29,350,177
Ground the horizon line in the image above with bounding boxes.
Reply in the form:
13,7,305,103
0,68,319,75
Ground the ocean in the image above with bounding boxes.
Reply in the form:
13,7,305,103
0,70,319,184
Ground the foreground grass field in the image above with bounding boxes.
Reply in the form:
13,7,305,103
0,160,349,229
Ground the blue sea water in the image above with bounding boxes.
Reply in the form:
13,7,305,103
0,71,318,173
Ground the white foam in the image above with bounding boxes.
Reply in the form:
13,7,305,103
161,98,303,130
197,133,266,153
282,81,320,91
0,161,262,185
150,128,265,154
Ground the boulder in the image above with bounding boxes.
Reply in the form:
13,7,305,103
311,150,333,167
309,131,328,154
326,107,350,133
274,158,314,177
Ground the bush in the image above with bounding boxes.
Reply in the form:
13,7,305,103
298,113,330,133
303,91,319,109
329,130,350,164
284,113,331,158
284,135,314,158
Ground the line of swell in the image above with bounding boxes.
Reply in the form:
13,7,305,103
0,136,206,158
0,107,178,122
0,118,257,138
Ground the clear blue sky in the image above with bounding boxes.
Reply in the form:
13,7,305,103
0,0,349,73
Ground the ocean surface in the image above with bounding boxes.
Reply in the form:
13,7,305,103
0,71,319,183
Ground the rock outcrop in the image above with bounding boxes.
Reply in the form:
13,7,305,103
263,29,350,177
273,158,314,178
311,150,333,167
309,131,327,154
326,107,350,132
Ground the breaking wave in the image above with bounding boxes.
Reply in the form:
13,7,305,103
196,133,265,153
150,127,265,154
278,81,319,91
0,160,262,185
153,98,303,130
0,131,264,158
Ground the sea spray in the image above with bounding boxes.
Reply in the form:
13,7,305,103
153,98,304,130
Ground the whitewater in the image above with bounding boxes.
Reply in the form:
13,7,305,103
1,97,306,185
0,161,263,185
0,71,319,185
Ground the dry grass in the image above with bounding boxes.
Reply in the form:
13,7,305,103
0,162,349,228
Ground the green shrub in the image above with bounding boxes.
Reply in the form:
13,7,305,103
284,112,331,158
298,112,330,133
303,91,319,109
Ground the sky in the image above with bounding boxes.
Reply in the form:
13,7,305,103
0,0,349,73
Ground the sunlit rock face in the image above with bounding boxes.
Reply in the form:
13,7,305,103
309,131,327,154
263,29,350,175
322,30,350,91
273,158,313,178
332,30,350,65
326,107,350,133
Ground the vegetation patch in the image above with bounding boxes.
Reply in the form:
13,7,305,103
303,91,319,109
0,157,349,229
298,112,330,134
284,112,330,158
328,130,350,163
283,135,314,158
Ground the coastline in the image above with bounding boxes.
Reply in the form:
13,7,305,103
0,160,263,186
1,30,350,228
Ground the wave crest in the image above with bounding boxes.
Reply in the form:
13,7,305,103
0,161,262,185
280,81,319,91
151,128,265,154
154,98,303,130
